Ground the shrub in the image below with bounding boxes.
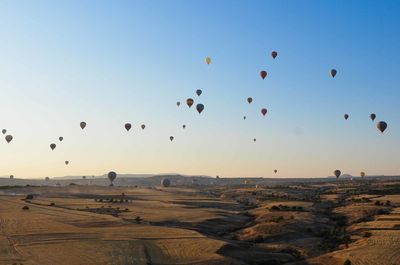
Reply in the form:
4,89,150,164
50,202,55,206
254,235,264,243
271,205,280,211
135,216,142,224
374,200,381,206
363,231,372,238
343,259,351,265
25,194,34,200
22,206,29,210
385,200,391,206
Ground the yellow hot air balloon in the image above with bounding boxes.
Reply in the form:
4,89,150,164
205,57,211,65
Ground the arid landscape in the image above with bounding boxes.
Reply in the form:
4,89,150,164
1,176,399,265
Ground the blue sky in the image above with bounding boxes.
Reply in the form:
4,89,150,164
0,1,400,178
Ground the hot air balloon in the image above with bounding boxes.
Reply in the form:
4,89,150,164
330,69,337,78
370,113,376,122
125,123,132,131
334,170,341,178
5,135,13,143
247,97,253,104
162,178,171,187
205,57,211,65
2,129,6,135
45,177,50,181
170,136,174,141
82,176,86,179
177,101,181,107
186,98,194,108
80,122,86,130
260,70,267,80
344,114,349,120
253,138,257,142
65,161,69,165
59,136,63,142
377,121,387,133
274,169,278,174
108,171,117,186
261,108,268,116
196,89,202,96
196,104,204,114
243,116,247,120
141,124,146,130
360,172,365,178
9,175,14,180
182,125,186,129
271,51,278,59
50,143,56,150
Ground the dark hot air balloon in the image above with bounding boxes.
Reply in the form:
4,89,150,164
247,97,253,104
260,70,267,80
50,143,56,150
141,124,146,130
186,98,194,108
108,171,117,186
261,108,268,116
162,178,171,187
370,113,376,122
5,135,13,143
80,122,86,130
334,170,341,178
170,136,174,141
376,121,387,133
344,114,349,120
196,89,202,96
196,104,204,114
125,123,132,131
271,51,278,59
330,69,337,78
59,136,63,142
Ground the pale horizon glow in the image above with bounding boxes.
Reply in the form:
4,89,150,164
1,1,400,179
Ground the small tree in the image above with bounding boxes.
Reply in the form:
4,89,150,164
22,206,29,210
343,259,351,265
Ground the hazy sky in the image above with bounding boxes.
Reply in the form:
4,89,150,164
1,1,400,179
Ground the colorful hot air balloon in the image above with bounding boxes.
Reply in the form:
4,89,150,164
247,97,253,104
2,129,6,135
125,123,132,131
196,104,204,114
196,89,202,96
186,98,194,108
59,136,63,142
162,178,171,187
205,57,211,65
80,122,86,130
260,70,267,80
271,51,278,59
377,121,387,133
170,136,174,141
50,143,56,150
141,124,146,130
108,171,117,186
370,113,376,122
334,170,341,178
344,114,349,120
5,135,13,143
330,69,337,78
261,108,268,116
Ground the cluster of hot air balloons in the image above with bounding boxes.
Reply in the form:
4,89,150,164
124,123,146,132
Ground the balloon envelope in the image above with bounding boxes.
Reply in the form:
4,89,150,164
260,71,267,80
108,171,117,183
186,98,194,108
330,69,337,78
196,103,204,114
261,108,268,116
377,121,387,133
125,123,132,131
162,178,171,187
5,135,12,143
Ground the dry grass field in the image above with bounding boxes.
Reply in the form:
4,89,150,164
1,178,400,265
